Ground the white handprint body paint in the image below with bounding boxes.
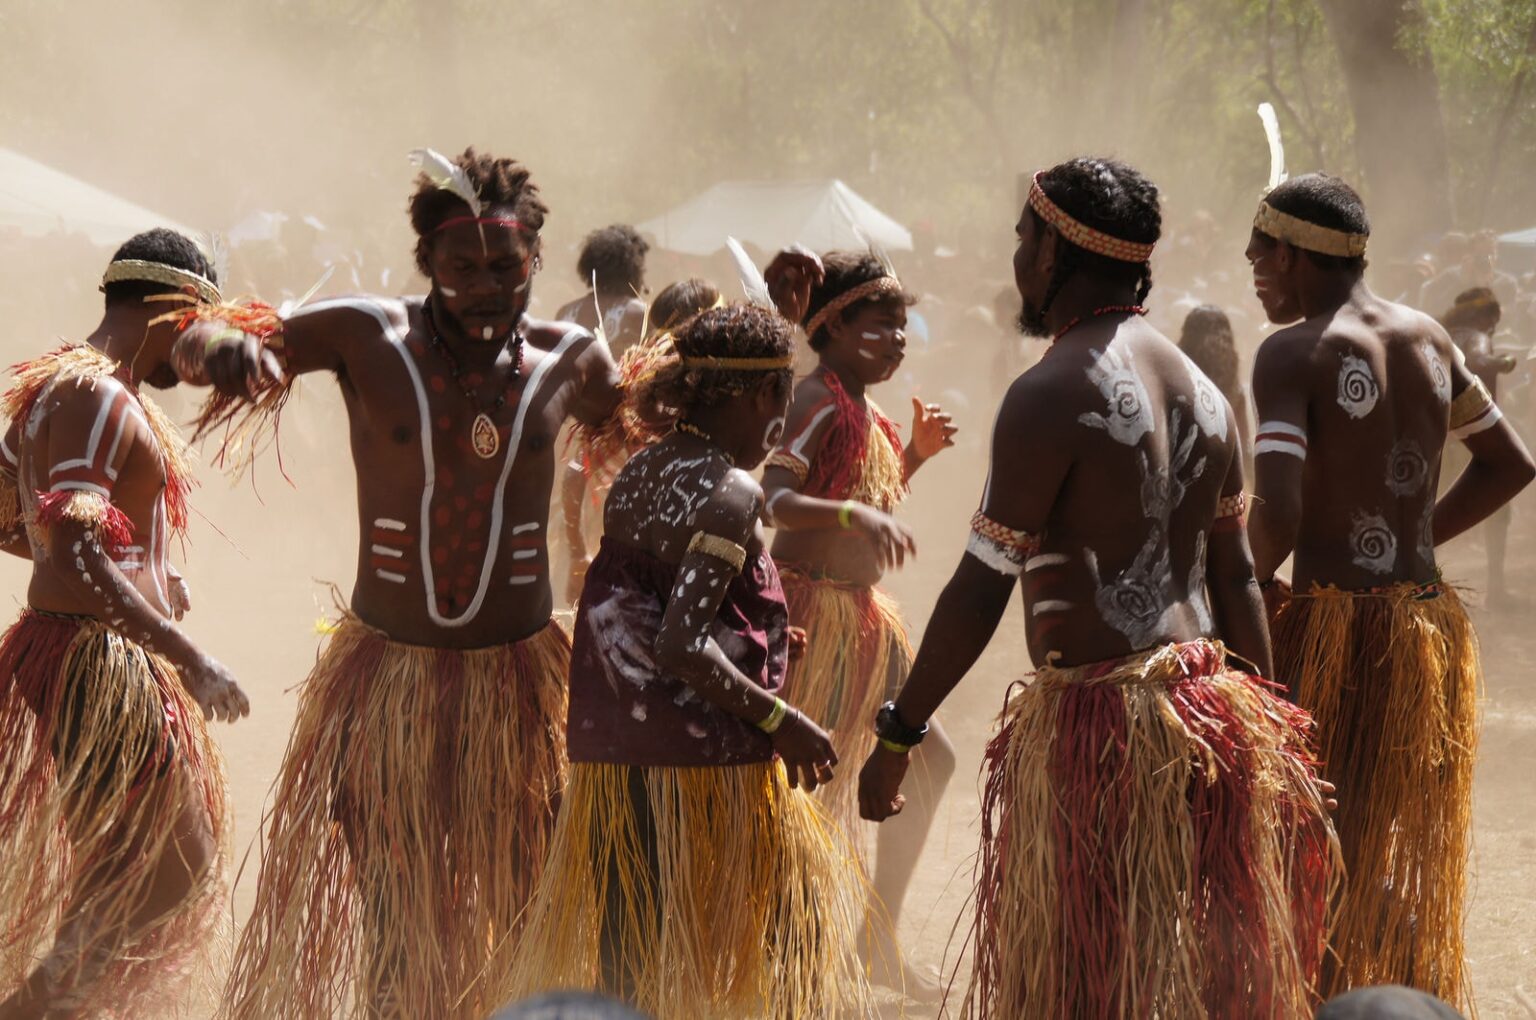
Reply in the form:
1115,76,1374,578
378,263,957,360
1179,353,1229,441
1187,530,1213,634
1337,353,1380,419
1385,439,1429,497
1420,343,1451,405
1138,407,1207,521
1086,528,1179,649
1350,510,1398,574
585,589,665,692
1079,346,1155,446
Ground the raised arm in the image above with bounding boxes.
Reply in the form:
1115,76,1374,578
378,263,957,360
1433,354,1536,545
1204,439,1273,678
651,470,836,790
860,373,1070,821
1247,334,1309,584
563,332,621,429
36,381,247,722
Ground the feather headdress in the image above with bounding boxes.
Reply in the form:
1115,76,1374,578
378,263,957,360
408,148,483,216
1257,103,1288,191
726,237,774,311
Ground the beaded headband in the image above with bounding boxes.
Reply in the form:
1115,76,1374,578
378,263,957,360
1027,171,1155,264
431,215,528,236
1253,201,1368,258
803,276,904,338
101,259,222,304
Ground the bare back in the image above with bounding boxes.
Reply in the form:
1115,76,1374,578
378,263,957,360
985,319,1242,667
1254,297,1454,589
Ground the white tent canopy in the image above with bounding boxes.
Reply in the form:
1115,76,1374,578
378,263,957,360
0,147,196,247
638,179,912,256
1498,226,1536,247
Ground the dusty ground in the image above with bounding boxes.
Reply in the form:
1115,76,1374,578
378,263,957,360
0,363,1531,1018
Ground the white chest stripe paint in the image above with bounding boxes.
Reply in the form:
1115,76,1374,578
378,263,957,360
1031,600,1074,616
308,298,583,627
786,405,837,463
374,518,407,531
512,521,540,535
371,545,403,558
51,392,116,474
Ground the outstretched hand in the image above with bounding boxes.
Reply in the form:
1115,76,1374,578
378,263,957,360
763,247,825,326
909,396,958,462
168,567,192,621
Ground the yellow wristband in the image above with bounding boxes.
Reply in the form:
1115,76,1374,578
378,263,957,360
757,697,789,734
878,737,913,755
838,500,856,529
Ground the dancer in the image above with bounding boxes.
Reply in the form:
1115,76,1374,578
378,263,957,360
1179,304,1254,477
508,303,872,1018
1246,173,1534,1007
758,248,957,997
554,224,649,354
0,229,248,1018
181,148,621,1018
562,278,721,603
859,158,1338,1018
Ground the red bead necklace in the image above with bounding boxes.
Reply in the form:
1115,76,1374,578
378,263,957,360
1051,304,1148,343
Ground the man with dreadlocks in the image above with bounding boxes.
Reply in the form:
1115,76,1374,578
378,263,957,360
859,157,1338,1018
755,248,957,999
0,229,248,1018
176,148,621,1018
561,278,720,604
1246,173,1534,1008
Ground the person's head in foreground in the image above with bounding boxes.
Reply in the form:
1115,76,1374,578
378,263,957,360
801,251,916,386
100,227,222,388
1245,171,1369,325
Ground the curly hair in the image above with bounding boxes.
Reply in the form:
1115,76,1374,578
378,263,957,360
1257,173,1370,273
1030,157,1161,317
802,252,916,352
648,278,721,336
409,147,549,276
1178,305,1240,394
577,224,649,294
639,304,793,416
102,228,217,306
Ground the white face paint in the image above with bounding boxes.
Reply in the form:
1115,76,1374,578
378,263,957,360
1349,510,1398,574
481,326,494,341
1085,527,1178,648
439,287,458,298
1079,346,1156,446
1337,353,1380,419
1420,343,1451,405
1385,439,1429,497
761,415,786,453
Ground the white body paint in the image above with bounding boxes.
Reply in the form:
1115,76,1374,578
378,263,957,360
1337,353,1380,419
965,532,1026,578
1180,353,1229,442
375,570,407,583
1187,531,1213,634
761,415,786,454
1079,346,1156,446
1349,510,1398,574
1451,403,1502,441
1138,408,1206,521
375,518,407,531
1385,439,1429,497
1086,530,1178,649
1421,343,1452,404
1025,553,1069,572
1031,600,1073,616
1255,420,1307,460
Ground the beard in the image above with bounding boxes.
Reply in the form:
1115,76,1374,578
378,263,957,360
1016,300,1050,339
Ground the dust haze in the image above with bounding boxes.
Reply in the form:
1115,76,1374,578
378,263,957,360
2,0,1534,1014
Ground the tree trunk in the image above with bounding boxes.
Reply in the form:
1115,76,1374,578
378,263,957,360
1315,0,1454,255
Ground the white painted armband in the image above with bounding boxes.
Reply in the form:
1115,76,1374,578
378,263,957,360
964,510,1040,578
1255,420,1307,461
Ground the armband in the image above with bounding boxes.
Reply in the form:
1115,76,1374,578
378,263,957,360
964,510,1040,578
764,451,810,484
1254,421,1307,461
686,531,747,573
1213,491,1247,533
30,488,134,548
1449,377,1502,440
756,697,789,734
874,701,928,752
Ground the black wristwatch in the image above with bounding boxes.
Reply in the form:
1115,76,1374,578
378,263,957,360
874,701,928,752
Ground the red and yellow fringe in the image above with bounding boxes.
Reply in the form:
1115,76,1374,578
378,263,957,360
779,569,911,839
506,761,875,1019
0,611,231,1017
30,490,134,549
967,641,1338,1019
803,369,907,513
1271,583,1478,1011
567,332,680,498
2,344,195,538
0,471,23,534
222,615,570,1020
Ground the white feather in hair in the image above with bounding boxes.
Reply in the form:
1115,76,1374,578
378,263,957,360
1257,103,1287,192
408,148,483,217
726,237,773,310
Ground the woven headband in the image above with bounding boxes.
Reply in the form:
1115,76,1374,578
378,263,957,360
1253,201,1367,258
1028,172,1155,263
803,276,904,338
431,215,528,236
101,260,222,304
679,355,795,371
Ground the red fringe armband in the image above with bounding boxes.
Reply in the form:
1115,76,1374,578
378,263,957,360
32,489,134,549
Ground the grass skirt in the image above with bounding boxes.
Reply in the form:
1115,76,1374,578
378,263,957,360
222,616,570,1020
507,761,873,1019
779,570,911,837
967,640,1338,1019
0,610,231,1017
1271,582,1478,1009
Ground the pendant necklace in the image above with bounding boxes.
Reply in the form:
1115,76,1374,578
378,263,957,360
423,300,525,459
